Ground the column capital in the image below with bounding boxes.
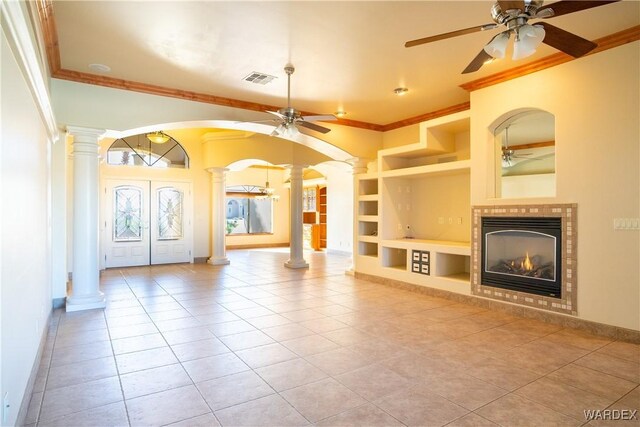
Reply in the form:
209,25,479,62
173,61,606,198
346,157,371,175
66,126,106,142
206,166,229,174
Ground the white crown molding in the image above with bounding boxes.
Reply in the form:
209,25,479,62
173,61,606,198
1,0,59,143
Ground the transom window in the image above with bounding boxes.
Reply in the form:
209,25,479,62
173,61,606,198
107,133,189,168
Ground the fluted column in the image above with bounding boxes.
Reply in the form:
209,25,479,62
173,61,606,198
285,164,309,269
346,157,371,276
66,126,106,312
208,167,230,265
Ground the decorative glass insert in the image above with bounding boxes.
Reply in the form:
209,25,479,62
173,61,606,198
114,186,143,241
107,133,189,169
158,188,183,240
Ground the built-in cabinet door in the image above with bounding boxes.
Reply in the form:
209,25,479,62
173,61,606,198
150,181,192,265
104,179,150,268
103,179,193,268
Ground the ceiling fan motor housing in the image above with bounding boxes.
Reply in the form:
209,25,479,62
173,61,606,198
278,107,300,123
491,0,543,25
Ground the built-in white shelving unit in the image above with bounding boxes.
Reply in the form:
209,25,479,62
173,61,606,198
354,110,472,294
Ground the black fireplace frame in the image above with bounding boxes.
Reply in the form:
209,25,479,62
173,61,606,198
481,217,562,298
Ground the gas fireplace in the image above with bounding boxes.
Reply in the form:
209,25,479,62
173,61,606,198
481,217,561,298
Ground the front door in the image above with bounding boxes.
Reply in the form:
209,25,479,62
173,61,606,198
103,179,193,268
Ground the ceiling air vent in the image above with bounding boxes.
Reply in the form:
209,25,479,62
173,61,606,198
243,72,277,85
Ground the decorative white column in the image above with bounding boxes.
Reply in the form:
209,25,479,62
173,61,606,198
208,167,230,265
285,164,309,269
66,126,106,312
346,157,370,276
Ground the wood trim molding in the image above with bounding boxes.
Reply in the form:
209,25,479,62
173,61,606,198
460,26,640,92
381,102,471,132
35,0,60,73
510,140,555,151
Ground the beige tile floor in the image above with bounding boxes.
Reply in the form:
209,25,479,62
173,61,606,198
24,249,639,427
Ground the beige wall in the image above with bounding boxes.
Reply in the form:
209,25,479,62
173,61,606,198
1,32,52,427
470,43,640,330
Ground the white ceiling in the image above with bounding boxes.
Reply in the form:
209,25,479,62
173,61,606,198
52,1,639,126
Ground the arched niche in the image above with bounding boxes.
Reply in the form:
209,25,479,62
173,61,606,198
492,109,556,199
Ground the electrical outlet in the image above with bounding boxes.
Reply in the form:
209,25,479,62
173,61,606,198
457,217,463,225
448,217,453,224
438,217,444,224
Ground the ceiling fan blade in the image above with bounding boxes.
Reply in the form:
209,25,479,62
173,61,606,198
297,121,331,134
537,0,620,18
266,110,286,119
301,114,337,122
462,49,493,74
405,24,497,48
538,22,597,58
497,1,526,11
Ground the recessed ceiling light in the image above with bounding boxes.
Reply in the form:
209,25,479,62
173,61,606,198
394,87,409,96
335,111,347,117
88,63,111,73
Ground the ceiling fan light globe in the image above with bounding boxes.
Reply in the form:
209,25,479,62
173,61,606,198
512,24,545,60
286,124,299,137
483,32,509,59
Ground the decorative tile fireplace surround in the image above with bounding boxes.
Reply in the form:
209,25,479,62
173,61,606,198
472,204,577,316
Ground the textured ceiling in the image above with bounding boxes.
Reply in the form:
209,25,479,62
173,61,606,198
52,1,639,125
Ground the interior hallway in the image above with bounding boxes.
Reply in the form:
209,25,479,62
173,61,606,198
24,249,639,427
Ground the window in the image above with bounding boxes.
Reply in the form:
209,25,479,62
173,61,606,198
226,185,275,235
303,187,317,211
107,133,189,168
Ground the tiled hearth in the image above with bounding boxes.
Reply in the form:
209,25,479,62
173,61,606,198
472,204,577,316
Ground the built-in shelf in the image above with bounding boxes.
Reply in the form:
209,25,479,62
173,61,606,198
435,252,470,278
358,221,378,238
359,200,379,216
381,159,471,179
358,176,379,196
382,247,407,269
359,241,378,257
354,110,472,293
358,194,379,202
381,239,470,255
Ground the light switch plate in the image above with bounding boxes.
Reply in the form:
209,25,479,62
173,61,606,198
614,218,640,230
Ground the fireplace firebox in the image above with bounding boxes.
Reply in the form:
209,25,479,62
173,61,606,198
481,217,562,298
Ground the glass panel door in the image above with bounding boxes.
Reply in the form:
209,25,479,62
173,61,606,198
104,180,150,268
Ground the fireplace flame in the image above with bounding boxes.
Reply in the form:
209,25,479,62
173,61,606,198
522,252,534,271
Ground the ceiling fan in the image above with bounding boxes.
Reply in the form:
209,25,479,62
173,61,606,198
405,0,619,74
264,65,337,137
501,125,542,167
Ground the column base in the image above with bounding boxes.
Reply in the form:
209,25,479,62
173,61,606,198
208,257,230,266
284,259,309,269
65,292,106,312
